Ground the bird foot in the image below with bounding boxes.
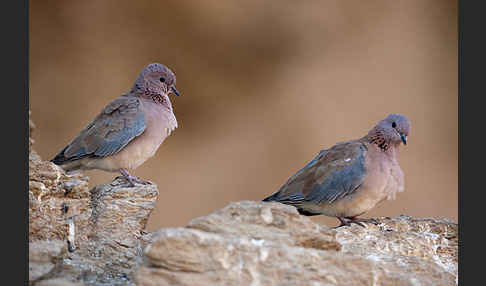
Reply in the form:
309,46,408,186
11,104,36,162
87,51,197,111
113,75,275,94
334,220,365,228
131,176,152,185
114,175,136,187
334,217,378,228
349,217,379,225
118,169,152,187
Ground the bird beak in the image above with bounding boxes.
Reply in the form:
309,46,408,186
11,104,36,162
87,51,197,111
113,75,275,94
170,86,180,96
400,133,407,145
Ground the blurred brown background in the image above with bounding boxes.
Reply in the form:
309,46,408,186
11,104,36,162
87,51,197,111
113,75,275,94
29,0,457,230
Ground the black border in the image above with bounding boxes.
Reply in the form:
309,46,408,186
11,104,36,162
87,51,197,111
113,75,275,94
5,0,29,284
459,0,484,285
24,0,30,284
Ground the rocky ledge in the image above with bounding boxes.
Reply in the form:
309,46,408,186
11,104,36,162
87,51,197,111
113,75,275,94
28,113,457,286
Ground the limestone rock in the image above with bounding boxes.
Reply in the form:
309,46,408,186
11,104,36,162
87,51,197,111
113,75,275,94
29,173,158,285
29,113,457,286
35,279,86,286
136,201,457,286
29,240,67,282
29,148,91,243
29,110,35,149
28,114,159,286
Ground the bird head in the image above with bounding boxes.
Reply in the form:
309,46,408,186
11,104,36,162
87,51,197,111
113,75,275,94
378,113,411,146
367,114,411,150
132,63,180,98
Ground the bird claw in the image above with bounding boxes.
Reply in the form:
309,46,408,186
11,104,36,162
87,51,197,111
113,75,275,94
334,221,365,228
334,217,378,228
114,175,136,187
350,218,379,225
129,175,152,185
115,176,152,187
117,169,151,187
136,178,152,185
335,217,353,228
125,176,151,187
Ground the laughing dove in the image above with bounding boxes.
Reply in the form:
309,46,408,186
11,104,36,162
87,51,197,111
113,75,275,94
263,114,411,227
51,63,180,186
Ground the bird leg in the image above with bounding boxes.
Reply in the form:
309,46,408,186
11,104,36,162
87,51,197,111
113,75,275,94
118,169,151,187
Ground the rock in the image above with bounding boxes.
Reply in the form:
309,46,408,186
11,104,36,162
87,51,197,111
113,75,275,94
29,115,159,286
29,113,457,286
29,148,91,243
29,240,67,282
29,110,35,149
136,201,457,286
35,278,86,286
29,174,158,285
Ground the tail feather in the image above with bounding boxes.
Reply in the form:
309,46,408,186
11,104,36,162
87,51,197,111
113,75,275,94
51,144,91,166
297,209,321,216
263,191,321,216
50,146,86,172
262,191,280,202
50,145,71,165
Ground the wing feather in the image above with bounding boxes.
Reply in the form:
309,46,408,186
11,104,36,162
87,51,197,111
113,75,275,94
263,141,368,206
51,94,146,164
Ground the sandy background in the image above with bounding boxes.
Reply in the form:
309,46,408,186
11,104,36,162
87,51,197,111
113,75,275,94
30,0,457,230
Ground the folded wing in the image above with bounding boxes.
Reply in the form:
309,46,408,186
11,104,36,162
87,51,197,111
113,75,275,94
263,142,368,212
51,94,146,164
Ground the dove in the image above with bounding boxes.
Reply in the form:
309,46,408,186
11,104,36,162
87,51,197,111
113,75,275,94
263,114,411,227
51,63,180,186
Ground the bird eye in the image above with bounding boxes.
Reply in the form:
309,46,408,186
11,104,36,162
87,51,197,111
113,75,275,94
160,77,165,83
392,122,397,128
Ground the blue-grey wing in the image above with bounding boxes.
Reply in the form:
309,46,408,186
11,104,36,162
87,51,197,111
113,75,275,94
264,142,367,205
51,94,146,164
304,147,366,203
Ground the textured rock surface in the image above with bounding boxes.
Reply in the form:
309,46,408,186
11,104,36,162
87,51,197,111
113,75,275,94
29,110,35,149
29,113,457,286
136,201,457,286
29,113,159,286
